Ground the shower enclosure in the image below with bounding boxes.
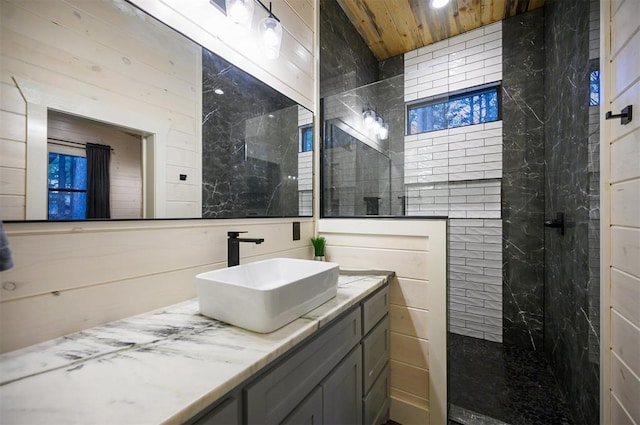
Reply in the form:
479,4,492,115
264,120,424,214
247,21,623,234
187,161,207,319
321,1,600,423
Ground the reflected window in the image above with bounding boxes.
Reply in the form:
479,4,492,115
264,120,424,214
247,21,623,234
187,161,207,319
407,84,500,135
589,70,600,106
48,152,87,220
300,125,313,152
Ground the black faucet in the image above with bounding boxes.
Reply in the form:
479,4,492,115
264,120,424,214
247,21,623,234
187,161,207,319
227,231,264,267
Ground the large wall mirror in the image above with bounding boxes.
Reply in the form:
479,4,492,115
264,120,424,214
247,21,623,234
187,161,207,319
0,0,313,221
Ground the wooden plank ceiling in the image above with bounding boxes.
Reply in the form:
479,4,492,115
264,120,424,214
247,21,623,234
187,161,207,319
336,0,545,60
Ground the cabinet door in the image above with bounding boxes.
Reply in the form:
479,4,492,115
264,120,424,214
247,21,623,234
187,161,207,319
322,345,363,425
281,386,323,425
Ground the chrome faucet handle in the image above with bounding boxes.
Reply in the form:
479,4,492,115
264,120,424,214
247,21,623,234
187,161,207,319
228,231,248,238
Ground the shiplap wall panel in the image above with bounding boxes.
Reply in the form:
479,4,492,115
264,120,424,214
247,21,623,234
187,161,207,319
604,3,640,416
611,352,640,422
390,359,429,400
0,219,314,352
611,269,640,327
391,277,430,310
318,219,446,425
131,0,315,110
0,0,201,219
610,180,640,227
391,332,429,369
611,310,640,378
611,227,640,279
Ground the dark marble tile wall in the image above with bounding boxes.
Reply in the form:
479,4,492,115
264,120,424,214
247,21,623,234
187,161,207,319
320,0,379,98
501,9,546,351
201,51,299,218
544,0,599,423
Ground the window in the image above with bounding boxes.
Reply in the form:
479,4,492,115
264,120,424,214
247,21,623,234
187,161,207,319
299,125,313,152
589,70,600,106
407,84,500,135
48,152,87,220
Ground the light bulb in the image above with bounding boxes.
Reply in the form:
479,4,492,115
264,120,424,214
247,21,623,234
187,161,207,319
373,116,383,133
225,0,254,30
260,17,282,59
378,123,389,140
363,110,375,128
430,0,450,8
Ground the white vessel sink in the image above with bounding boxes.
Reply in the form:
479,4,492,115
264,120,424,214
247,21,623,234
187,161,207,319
196,258,339,333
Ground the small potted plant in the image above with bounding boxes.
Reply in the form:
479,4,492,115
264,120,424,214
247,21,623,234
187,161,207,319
311,236,326,261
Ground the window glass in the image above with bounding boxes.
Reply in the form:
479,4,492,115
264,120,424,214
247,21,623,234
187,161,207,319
407,85,500,135
589,70,600,106
300,125,313,152
48,152,87,220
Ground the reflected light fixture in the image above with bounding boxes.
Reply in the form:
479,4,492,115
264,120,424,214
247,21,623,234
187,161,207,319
258,2,282,59
378,123,389,140
225,0,254,31
373,116,383,133
260,15,283,59
363,109,376,128
430,0,450,8
214,88,224,95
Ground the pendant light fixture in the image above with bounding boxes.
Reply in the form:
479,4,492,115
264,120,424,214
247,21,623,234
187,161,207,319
259,5,282,60
220,0,283,59
225,0,254,31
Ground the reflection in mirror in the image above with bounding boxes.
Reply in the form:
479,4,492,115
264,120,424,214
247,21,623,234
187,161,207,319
202,51,311,218
323,121,392,216
321,75,405,217
47,111,144,220
0,0,313,221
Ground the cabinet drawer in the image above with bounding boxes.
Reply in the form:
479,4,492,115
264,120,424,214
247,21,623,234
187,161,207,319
362,285,389,335
245,307,361,424
362,315,389,394
363,364,389,425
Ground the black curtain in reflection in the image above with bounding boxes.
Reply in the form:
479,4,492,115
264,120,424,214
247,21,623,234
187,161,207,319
86,143,111,219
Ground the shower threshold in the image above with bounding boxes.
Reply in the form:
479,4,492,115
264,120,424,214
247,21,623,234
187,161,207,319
449,404,510,425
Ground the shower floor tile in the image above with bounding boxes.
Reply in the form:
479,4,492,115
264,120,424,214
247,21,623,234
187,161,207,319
448,333,574,425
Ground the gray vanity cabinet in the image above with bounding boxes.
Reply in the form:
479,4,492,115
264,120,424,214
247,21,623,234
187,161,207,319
187,283,389,425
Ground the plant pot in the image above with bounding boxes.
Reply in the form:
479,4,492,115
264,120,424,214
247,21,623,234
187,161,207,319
313,256,326,261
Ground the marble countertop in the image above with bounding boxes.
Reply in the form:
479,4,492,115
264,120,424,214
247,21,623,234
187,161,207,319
0,271,391,425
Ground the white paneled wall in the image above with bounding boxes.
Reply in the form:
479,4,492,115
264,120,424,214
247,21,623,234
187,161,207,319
131,0,315,111
403,22,504,341
602,0,640,422
0,0,202,220
318,219,447,425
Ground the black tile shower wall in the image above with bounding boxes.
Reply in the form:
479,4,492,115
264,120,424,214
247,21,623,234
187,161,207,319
501,8,546,351
320,0,379,98
544,0,599,423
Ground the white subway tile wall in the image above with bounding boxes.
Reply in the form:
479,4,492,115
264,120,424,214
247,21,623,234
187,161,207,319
404,22,504,342
404,22,503,102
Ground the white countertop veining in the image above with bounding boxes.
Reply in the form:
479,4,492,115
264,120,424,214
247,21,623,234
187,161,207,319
0,272,391,425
